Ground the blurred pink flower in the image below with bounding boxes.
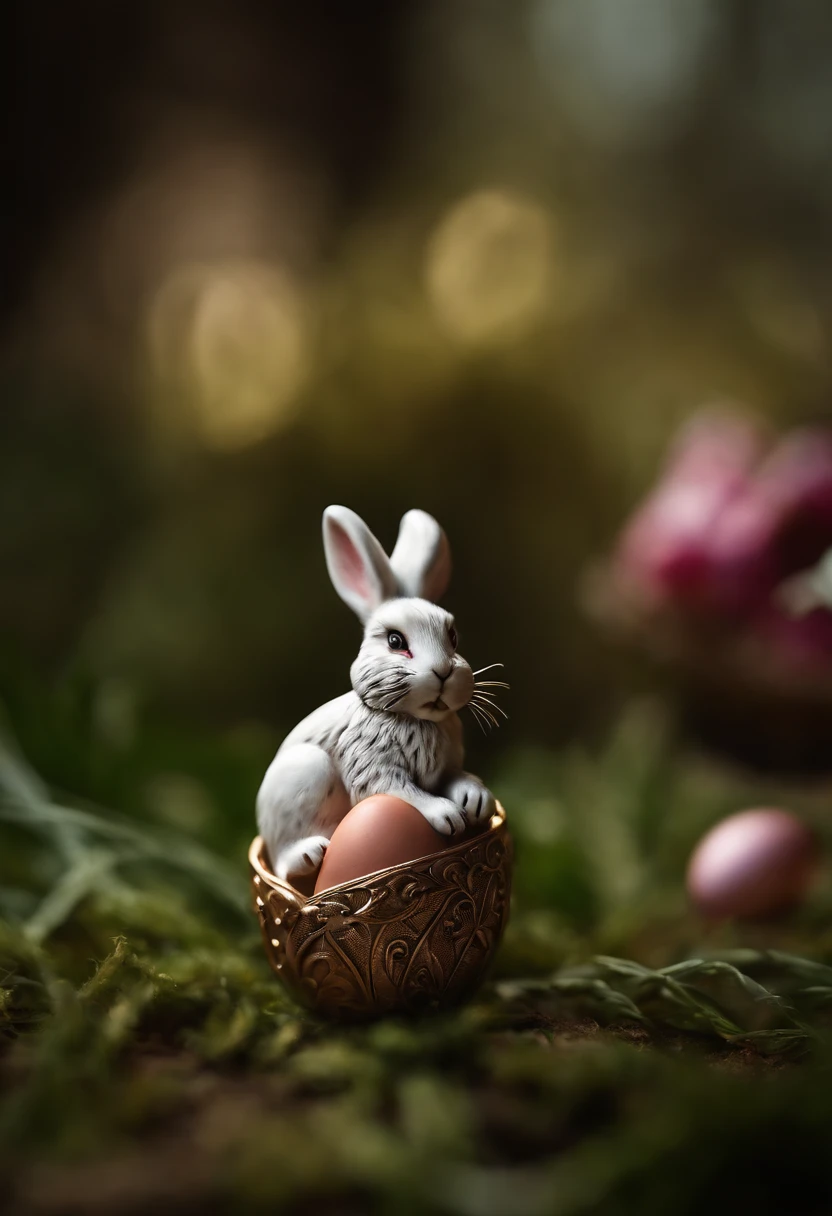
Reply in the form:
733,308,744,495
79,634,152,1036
616,410,770,614
610,408,832,681
756,430,832,572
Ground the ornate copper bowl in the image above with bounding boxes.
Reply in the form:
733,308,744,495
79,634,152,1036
249,804,512,1020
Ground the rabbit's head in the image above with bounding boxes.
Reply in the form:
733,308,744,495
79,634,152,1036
323,506,475,722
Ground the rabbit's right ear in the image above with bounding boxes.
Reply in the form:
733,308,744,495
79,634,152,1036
323,506,398,622
390,509,452,602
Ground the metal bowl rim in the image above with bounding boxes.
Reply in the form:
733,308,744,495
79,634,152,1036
249,800,507,907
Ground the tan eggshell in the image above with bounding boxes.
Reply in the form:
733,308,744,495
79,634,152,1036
314,795,447,893
686,807,818,920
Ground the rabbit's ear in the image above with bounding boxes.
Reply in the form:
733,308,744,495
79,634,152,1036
323,506,397,621
390,509,452,602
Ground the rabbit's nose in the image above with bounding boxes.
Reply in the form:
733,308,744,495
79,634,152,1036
433,666,452,683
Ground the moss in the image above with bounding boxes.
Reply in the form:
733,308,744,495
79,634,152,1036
4,690,832,1213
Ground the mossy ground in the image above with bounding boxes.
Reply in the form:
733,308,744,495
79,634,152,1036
3,676,832,1215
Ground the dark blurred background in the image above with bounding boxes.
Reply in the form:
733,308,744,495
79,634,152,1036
5,0,832,773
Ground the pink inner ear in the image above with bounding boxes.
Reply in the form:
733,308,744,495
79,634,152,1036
333,524,372,601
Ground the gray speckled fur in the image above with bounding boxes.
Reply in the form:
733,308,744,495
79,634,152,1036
256,507,496,881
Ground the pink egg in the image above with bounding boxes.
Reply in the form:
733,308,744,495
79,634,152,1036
687,808,818,920
314,796,447,893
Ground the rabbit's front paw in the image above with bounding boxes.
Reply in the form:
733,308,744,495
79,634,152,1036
420,798,470,837
276,835,330,881
442,776,496,828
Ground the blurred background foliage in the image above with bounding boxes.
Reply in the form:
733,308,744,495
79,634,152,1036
7,1,832,1210
7,0,832,756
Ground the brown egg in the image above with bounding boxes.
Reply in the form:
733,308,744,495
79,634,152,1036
687,807,819,920
314,796,446,893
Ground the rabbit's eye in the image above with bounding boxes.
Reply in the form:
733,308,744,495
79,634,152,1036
387,631,408,652
449,626,459,651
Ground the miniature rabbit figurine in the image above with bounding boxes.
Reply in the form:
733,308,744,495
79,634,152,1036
257,506,502,883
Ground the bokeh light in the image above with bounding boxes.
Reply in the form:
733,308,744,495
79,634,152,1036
425,189,554,345
148,259,309,450
532,0,717,144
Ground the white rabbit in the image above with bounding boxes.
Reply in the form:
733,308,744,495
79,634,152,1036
256,506,504,883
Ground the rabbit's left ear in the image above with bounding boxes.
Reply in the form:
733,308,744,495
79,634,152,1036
323,506,398,622
390,509,452,602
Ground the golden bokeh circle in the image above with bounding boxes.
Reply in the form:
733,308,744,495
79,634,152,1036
148,259,308,450
425,189,554,344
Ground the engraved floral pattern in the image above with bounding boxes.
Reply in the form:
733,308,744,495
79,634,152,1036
249,810,512,1019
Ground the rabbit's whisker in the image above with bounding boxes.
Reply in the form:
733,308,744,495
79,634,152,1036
472,690,507,717
467,703,490,734
470,698,500,729
472,663,505,676
473,689,504,706
472,686,509,715
475,680,510,690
